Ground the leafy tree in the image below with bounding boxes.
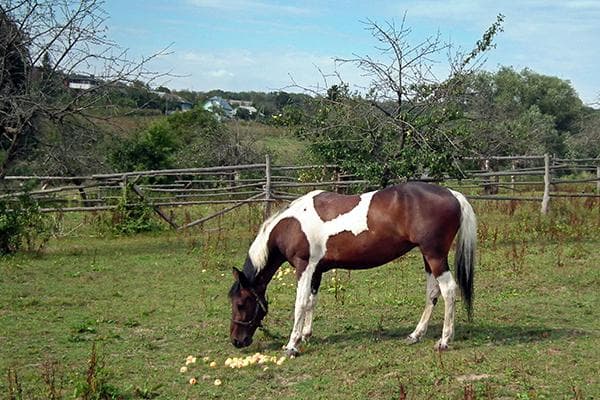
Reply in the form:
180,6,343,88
295,15,504,185
0,0,169,178
566,107,600,158
109,108,260,172
0,191,52,254
110,119,179,172
463,67,584,157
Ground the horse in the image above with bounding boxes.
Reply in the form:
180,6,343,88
228,182,476,356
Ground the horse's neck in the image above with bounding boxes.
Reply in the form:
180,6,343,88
245,254,284,290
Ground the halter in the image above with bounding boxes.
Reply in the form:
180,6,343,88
231,288,268,327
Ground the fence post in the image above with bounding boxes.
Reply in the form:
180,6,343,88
510,161,516,191
264,154,272,218
122,174,128,202
597,166,600,194
541,153,551,214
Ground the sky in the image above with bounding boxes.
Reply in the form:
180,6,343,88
102,0,600,105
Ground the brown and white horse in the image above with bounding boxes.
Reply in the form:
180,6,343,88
229,182,476,356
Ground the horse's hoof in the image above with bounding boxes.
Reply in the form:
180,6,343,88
405,335,420,345
434,341,449,351
284,347,300,357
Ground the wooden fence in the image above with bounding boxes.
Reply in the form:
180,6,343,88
1,154,598,228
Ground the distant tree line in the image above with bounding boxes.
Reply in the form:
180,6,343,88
2,3,598,185
279,17,599,185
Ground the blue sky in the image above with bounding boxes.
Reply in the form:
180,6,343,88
103,0,600,105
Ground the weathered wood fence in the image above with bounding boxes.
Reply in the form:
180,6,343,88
1,154,598,228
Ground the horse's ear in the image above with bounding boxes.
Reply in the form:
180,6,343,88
232,267,250,288
232,267,241,282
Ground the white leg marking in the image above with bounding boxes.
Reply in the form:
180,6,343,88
284,264,315,356
435,271,457,350
407,272,440,344
302,292,318,341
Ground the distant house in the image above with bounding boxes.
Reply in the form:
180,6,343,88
228,99,253,107
67,74,100,90
203,96,234,119
152,91,193,114
233,105,258,117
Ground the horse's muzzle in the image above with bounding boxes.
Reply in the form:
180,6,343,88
232,337,253,348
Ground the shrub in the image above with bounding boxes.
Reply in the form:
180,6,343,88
110,187,163,235
0,192,53,255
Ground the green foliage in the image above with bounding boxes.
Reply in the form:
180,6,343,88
566,107,600,158
109,107,260,172
292,16,507,186
296,86,468,186
0,190,52,255
110,188,163,235
464,67,584,157
71,344,130,400
110,120,179,172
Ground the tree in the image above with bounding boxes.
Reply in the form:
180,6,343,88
463,67,584,157
109,108,261,172
296,15,504,186
566,107,600,158
0,0,169,178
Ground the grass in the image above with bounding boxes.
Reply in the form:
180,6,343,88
226,121,308,165
0,198,598,399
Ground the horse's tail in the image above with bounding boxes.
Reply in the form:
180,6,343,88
449,190,477,321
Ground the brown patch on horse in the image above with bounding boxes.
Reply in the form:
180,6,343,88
313,192,361,222
268,217,310,279
320,184,460,275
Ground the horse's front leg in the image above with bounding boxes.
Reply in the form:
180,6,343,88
301,271,322,342
284,264,317,357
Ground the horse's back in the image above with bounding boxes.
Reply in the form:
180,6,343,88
317,182,461,268
373,182,462,253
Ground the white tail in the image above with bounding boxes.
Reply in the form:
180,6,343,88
449,189,477,320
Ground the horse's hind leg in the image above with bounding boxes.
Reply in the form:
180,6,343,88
406,264,440,344
424,254,457,350
408,253,457,350
435,268,458,350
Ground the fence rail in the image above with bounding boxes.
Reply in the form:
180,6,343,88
1,154,598,228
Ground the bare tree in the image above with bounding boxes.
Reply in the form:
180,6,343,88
337,14,504,153
0,0,170,177
293,14,504,185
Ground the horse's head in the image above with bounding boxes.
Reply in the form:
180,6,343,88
228,267,268,348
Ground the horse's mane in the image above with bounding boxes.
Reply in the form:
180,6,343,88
247,192,322,275
247,205,288,274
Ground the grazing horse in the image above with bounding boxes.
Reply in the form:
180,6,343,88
229,182,476,356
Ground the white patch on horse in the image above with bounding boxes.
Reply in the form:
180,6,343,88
302,190,376,266
247,191,324,271
248,190,377,271
247,189,378,356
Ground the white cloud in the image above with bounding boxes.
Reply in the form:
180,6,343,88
164,48,370,93
187,0,312,15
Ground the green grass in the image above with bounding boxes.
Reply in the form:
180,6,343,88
0,199,598,399
226,121,308,165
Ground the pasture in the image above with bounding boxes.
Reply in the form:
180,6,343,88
0,198,598,399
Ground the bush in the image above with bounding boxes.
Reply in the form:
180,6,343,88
109,107,261,172
0,192,53,255
109,187,163,235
